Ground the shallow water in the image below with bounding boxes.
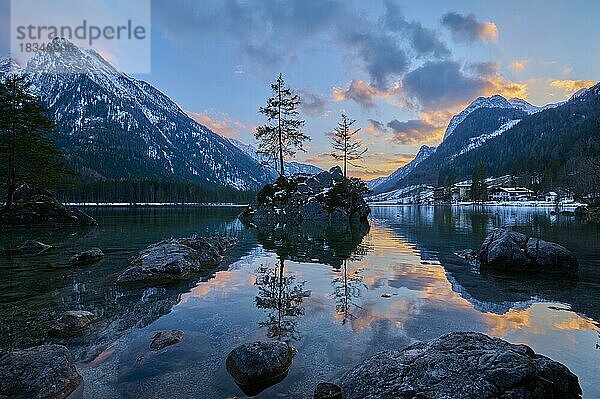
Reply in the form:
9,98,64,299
1,206,599,398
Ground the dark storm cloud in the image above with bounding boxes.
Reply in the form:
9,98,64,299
154,0,449,89
402,60,486,110
441,12,498,44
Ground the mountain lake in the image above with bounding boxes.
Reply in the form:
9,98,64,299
1,205,599,398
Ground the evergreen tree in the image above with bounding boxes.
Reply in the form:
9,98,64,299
255,73,309,177
470,164,488,202
0,75,67,209
330,114,367,178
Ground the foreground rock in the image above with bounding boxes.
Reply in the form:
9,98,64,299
226,341,296,395
479,228,578,276
150,330,183,351
117,236,238,284
49,310,97,338
240,166,370,224
69,248,105,265
340,332,581,399
0,344,81,399
0,183,96,227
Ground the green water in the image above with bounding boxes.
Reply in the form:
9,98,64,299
1,206,599,398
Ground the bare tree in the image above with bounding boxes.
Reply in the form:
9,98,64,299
255,73,309,177
330,114,367,178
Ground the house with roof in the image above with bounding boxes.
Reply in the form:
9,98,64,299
489,187,534,202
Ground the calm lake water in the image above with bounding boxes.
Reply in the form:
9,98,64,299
1,206,599,398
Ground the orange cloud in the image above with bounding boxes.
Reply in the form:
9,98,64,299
332,80,404,109
186,110,249,138
479,22,498,43
509,60,529,73
483,75,529,99
549,79,596,98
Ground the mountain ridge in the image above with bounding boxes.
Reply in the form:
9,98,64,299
1,38,273,190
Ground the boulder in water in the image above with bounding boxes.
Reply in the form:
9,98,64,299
150,330,183,351
340,331,581,399
226,341,296,395
0,344,81,399
479,228,578,276
117,236,238,284
49,310,97,338
69,248,105,265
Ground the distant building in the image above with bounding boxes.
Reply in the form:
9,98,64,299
489,187,534,202
453,181,472,201
544,191,558,202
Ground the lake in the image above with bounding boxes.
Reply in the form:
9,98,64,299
1,206,599,398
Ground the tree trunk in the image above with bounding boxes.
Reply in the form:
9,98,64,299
277,84,284,177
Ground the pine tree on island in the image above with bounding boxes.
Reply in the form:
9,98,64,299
330,114,367,179
255,73,310,177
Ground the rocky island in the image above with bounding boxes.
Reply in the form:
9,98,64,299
0,183,96,227
240,166,370,224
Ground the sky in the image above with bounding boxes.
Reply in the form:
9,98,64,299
1,0,599,179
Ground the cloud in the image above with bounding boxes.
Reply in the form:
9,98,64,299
332,80,383,109
441,12,498,44
383,0,451,59
298,88,328,116
386,113,447,145
186,110,249,138
549,79,596,98
155,0,449,89
509,60,529,73
365,119,387,137
402,60,487,110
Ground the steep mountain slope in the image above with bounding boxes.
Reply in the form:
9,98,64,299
393,85,600,189
227,138,322,177
368,145,436,193
1,38,272,190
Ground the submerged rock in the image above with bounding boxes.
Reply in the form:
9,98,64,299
479,228,578,276
226,341,296,395
0,344,81,399
150,330,183,351
454,248,479,263
340,331,581,399
49,310,97,338
18,240,52,254
314,383,343,399
0,183,96,227
69,248,105,265
117,236,238,284
240,167,370,224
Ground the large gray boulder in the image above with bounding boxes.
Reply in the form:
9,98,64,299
0,183,96,227
226,341,296,395
340,332,581,399
49,310,97,338
241,167,370,224
0,344,81,399
479,228,578,276
116,236,238,284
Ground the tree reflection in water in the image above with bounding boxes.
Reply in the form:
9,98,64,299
247,220,372,336
255,256,308,341
332,259,366,325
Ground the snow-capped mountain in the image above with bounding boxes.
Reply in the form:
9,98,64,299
443,95,559,140
227,138,323,177
0,38,273,190
368,145,436,193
